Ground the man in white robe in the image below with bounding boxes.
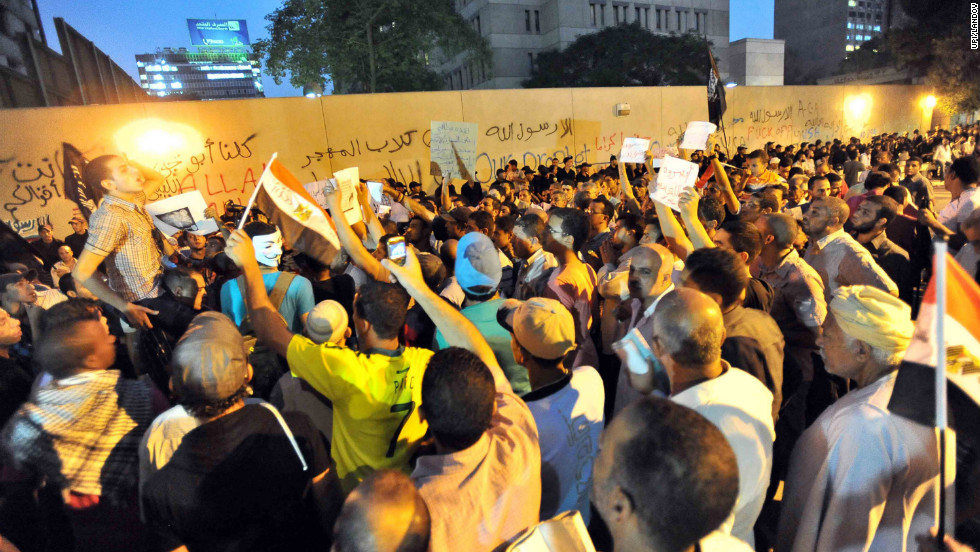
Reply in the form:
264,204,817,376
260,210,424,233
778,285,943,552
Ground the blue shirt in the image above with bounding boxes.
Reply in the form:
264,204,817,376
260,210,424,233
220,272,315,334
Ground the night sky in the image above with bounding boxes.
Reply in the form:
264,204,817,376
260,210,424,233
36,0,775,98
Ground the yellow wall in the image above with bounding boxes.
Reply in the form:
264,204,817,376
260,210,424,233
0,84,932,238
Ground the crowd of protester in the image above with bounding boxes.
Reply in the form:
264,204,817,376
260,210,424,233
0,122,979,552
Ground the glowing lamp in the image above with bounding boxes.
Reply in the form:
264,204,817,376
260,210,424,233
923,95,937,109
114,119,203,162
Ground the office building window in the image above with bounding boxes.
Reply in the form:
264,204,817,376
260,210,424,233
677,11,681,30
640,7,649,28
528,52,535,73
534,10,540,32
656,8,662,29
526,10,531,31
614,5,622,24
591,3,599,26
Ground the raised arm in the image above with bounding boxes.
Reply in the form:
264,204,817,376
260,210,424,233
130,159,166,198
385,182,435,223
324,186,387,281
619,157,642,214
355,182,385,246
222,230,295,357
381,249,505,390
652,191,694,259
711,159,740,215
676,188,715,251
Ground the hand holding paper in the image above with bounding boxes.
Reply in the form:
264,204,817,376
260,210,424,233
649,156,699,212
620,137,651,164
680,121,718,151
145,191,220,236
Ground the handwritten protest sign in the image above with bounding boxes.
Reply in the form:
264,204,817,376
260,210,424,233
146,191,220,236
430,121,478,177
620,138,651,163
680,121,717,151
650,156,698,211
333,167,361,224
304,166,362,225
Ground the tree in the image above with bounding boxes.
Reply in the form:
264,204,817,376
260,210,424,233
837,35,893,74
522,23,711,88
254,0,491,94
888,0,980,113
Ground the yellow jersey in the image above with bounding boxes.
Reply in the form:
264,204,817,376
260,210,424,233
286,336,433,492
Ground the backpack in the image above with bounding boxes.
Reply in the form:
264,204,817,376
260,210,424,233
237,272,296,399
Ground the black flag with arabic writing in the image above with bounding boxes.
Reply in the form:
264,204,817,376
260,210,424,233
707,48,727,127
62,142,101,220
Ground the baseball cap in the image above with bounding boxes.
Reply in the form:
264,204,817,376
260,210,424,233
497,298,576,360
305,300,348,344
455,232,501,295
0,272,26,292
6,264,37,282
439,206,472,226
171,312,250,403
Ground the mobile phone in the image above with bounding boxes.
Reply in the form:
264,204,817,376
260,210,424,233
387,236,407,265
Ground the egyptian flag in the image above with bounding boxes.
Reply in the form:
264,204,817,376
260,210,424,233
889,253,980,438
244,154,341,265
707,49,727,127
695,163,714,190
62,142,101,219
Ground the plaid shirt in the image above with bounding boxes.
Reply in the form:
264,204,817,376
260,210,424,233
85,193,162,302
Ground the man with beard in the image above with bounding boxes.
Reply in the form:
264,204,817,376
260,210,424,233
849,195,912,305
801,197,897,301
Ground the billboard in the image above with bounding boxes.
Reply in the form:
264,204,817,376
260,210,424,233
186,19,250,47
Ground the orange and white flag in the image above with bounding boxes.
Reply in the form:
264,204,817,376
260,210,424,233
244,154,340,264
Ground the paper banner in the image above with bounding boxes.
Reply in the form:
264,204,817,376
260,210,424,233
145,191,220,236
430,121,478,177
650,156,699,211
620,138,651,163
680,121,717,151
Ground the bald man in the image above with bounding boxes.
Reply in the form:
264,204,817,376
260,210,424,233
602,244,675,416
778,286,944,552
332,470,430,552
633,289,775,547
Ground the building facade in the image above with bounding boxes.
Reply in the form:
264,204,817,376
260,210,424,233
775,0,904,84
443,0,729,90
135,47,264,100
727,38,784,86
0,0,44,76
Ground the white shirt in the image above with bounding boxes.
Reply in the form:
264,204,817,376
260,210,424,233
521,248,558,286
525,366,604,525
814,227,847,250
778,372,945,552
672,364,775,548
139,405,200,493
938,186,980,234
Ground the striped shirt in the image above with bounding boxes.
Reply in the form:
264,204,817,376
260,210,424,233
85,193,162,302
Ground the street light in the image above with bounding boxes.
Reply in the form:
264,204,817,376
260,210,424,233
924,95,937,109
303,83,323,98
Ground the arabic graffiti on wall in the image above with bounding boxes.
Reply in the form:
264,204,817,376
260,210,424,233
0,85,930,236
